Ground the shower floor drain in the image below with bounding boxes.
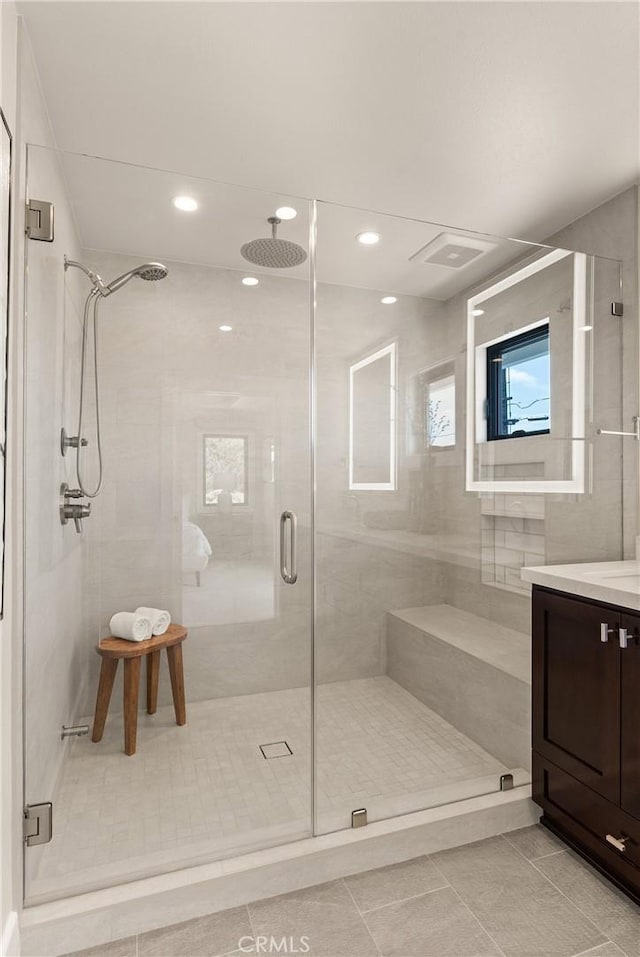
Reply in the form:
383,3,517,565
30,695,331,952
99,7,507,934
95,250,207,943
259,741,293,759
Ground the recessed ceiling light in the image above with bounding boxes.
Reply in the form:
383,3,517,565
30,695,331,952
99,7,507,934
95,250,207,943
472,308,485,317
242,276,259,286
381,296,397,305
219,325,233,332
275,206,297,220
173,196,198,212
356,231,380,246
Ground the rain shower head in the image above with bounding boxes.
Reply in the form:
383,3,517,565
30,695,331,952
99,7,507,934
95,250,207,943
241,217,307,269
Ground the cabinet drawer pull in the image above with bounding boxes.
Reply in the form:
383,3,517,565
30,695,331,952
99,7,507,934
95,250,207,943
606,833,628,852
600,623,615,643
619,628,634,649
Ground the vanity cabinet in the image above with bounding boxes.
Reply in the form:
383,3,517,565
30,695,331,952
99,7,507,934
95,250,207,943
533,586,640,901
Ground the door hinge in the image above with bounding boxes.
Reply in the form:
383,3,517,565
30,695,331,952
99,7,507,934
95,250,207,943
351,808,367,828
26,200,54,242
611,301,624,317
23,802,52,846
499,773,514,791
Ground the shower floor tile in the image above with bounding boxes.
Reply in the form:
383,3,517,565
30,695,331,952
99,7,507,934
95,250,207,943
28,677,513,902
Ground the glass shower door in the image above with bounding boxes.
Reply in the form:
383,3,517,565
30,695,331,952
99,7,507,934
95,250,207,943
23,145,313,902
313,199,626,835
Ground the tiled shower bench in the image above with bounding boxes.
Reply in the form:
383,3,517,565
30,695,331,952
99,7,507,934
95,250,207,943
387,604,531,771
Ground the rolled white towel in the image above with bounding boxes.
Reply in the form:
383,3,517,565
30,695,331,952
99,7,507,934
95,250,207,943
135,606,171,636
109,612,152,642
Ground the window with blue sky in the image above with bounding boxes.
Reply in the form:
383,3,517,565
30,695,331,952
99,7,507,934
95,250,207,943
486,325,550,440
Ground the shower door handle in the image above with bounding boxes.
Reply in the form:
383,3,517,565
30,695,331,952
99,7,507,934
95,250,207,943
280,511,298,584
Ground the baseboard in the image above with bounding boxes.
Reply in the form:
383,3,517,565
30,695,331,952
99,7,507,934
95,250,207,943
21,786,538,957
1,910,20,957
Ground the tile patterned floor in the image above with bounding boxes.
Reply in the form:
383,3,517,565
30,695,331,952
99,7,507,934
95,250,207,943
64,826,640,957
30,677,509,900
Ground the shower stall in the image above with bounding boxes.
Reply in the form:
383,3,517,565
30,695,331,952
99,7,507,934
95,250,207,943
21,144,636,929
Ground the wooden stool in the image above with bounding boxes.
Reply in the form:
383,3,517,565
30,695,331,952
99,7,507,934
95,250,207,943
92,624,188,756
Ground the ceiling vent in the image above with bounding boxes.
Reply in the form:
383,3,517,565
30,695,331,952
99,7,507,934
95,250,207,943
409,232,498,269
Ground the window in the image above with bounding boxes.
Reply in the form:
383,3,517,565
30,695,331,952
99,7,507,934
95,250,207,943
426,372,456,448
486,325,550,441
203,435,248,505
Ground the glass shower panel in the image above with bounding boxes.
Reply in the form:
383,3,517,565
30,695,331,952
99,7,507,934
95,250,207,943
23,146,312,902
313,201,625,834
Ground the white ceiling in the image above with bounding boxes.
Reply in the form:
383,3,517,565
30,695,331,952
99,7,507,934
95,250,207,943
18,1,640,248
49,147,538,299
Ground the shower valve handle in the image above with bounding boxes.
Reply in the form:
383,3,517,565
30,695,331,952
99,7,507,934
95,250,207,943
60,483,91,533
72,508,90,534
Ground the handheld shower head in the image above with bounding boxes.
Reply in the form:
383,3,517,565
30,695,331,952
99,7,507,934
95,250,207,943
103,262,169,296
65,258,169,297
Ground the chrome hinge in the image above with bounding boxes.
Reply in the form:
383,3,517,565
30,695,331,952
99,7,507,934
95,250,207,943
351,808,367,828
611,301,624,317
23,802,52,846
26,199,54,242
500,773,514,791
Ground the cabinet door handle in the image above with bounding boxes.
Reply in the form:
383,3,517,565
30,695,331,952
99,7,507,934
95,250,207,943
619,628,634,649
600,623,615,643
606,833,628,852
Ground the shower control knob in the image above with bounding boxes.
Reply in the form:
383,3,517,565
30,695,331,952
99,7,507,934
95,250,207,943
59,483,91,534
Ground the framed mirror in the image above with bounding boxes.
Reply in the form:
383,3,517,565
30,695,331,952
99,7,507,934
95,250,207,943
349,342,397,490
465,249,587,494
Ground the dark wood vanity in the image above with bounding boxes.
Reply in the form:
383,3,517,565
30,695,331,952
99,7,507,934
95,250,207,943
532,584,640,902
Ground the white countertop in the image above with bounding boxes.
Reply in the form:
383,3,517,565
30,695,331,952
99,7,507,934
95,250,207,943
521,560,640,611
